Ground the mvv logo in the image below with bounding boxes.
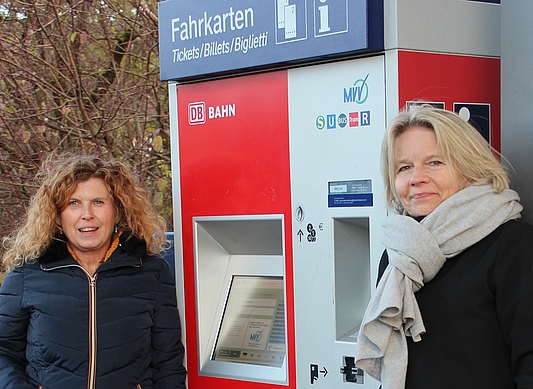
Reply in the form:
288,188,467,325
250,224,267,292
344,73,369,104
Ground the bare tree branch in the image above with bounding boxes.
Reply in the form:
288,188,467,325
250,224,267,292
0,0,173,255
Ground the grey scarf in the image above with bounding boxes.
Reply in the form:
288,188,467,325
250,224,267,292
355,184,522,389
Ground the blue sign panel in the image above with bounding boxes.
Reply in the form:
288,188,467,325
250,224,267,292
158,0,383,81
328,179,373,207
163,232,176,275
328,193,373,207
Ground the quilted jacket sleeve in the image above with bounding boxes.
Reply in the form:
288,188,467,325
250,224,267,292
151,259,187,389
0,267,35,389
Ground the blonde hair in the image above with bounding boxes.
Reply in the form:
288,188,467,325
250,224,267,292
2,154,168,272
382,106,510,213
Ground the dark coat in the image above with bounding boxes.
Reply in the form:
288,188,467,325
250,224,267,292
377,220,533,389
0,233,186,389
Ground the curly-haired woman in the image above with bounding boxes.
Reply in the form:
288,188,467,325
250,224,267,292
0,154,186,389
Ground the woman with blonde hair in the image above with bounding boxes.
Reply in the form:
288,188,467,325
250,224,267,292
0,154,186,389
355,106,533,389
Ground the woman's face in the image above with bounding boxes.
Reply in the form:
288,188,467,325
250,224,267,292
57,177,116,261
394,126,468,217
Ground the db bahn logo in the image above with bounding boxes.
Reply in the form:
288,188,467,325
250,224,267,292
188,102,206,125
188,101,237,125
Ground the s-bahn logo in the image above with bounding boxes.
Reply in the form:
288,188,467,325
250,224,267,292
344,73,369,104
188,101,236,125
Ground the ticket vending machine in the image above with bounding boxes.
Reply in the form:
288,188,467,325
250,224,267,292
169,59,387,389
159,1,501,388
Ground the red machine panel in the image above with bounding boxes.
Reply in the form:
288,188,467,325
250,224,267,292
398,50,501,151
176,70,295,389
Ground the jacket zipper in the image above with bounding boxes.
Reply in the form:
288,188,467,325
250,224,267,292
86,271,98,389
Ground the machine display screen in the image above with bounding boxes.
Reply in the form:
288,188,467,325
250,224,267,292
212,275,286,368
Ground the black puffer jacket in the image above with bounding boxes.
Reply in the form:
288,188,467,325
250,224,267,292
0,233,186,389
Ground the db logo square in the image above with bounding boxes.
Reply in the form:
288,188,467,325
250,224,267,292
188,102,206,125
